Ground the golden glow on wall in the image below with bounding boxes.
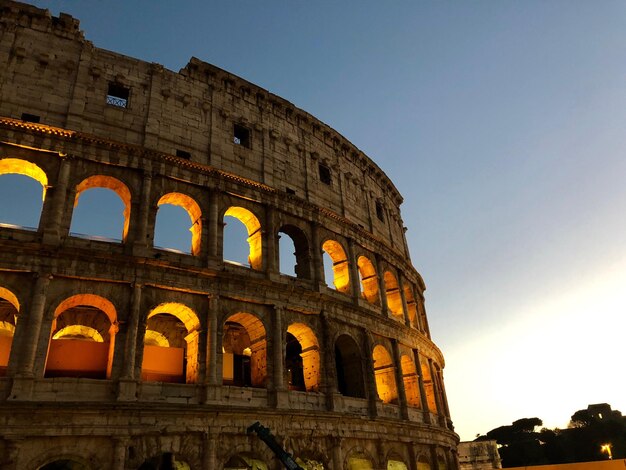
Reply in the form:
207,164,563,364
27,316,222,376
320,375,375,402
157,192,203,255
388,460,408,470
147,302,200,332
75,175,131,241
417,455,431,470
224,206,263,270
357,256,379,305
0,287,19,313
287,322,321,392
223,312,267,388
372,345,398,404
54,294,117,324
53,325,104,342
0,321,15,336
322,239,350,293
348,456,374,470
384,271,404,321
0,158,48,200
420,358,438,414
403,285,418,328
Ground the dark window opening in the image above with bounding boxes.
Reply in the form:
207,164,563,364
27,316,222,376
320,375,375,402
176,149,191,160
286,333,305,391
233,124,250,148
376,200,385,222
286,188,296,195
319,163,331,185
21,113,40,123
106,83,129,108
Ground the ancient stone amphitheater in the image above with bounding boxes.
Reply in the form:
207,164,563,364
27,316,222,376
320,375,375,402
0,1,457,469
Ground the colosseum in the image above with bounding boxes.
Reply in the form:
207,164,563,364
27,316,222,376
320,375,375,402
0,1,458,469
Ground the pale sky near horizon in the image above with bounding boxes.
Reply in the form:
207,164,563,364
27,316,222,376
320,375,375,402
3,0,626,441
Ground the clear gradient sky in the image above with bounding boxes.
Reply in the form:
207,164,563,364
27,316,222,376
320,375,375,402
5,0,626,441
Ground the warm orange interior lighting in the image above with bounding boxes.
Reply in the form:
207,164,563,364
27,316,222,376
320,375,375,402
420,358,438,413
287,322,320,392
53,325,103,342
384,271,404,321
75,175,131,241
357,255,379,304
0,287,20,313
144,329,170,347
157,192,203,255
147,302,200,332
224,206,263,270
401,354,421,407
223,312,267,387
322,239,350,293
0,158,48,201
387,460,408,470
372,344,398,404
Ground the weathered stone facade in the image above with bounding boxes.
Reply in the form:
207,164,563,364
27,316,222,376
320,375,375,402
0,1,458,469
457,442,501,470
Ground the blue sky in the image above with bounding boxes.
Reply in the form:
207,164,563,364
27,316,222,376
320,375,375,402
4,0,626,440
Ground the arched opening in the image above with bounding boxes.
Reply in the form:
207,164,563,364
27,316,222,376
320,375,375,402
71,175,131,242
222,312,267,388
383,271,404,321
357,256,379,305
38,460,89,470
437,455,447,470
0,158,48,230
138,453,191,470
141,302,200,384
420,357,438,413
388,460,408,470
278,224,311,279
286,323,320,392
334,334,365,398
372,345,398,404
400,355,421,407
347,454,374,470
322,240,350,293
45,294,117,379
0,286,19,377
154,192,202,255
224,206,262,270
295,458,326,470
417,455,432,470
404,284,418,328
224,454,268,470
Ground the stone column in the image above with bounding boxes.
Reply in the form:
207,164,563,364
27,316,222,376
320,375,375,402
207,190,221,261
362,329,378,417
272,305,285,392
206,295,219,386
331,436,343,470
391,339,409,419
320,310,338,411
347,238,361,304
265,205,278,277
112,437,128,470
428,359,445,425
202,432,217,470
310,222,324,287
132,171,153,253
374,254,388,316
17,273,51,376
122,283,142,379
407,443,419,470
42,156,70,245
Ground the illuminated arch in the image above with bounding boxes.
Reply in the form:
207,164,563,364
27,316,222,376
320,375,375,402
157,192,203,255
400,354,421,407
74,175,132,241
0,286,20,312
384,271,404,321
0,158,48,200
417,455,432,470
420,357,438,413
346,450,374,470
224,454,269,470
286,323,320,392
372,344,398,404
403,284,418,327
357,256,379,305
47,294,117,379
144,329,170,347
223,312,267,388
143,302,201,383
53,325,104,342
0,286,19,376
387,460,408,470
224,206,262,270
322,239,350,293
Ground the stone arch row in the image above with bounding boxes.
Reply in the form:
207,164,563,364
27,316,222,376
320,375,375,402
0,156,430,335
0,283,449,421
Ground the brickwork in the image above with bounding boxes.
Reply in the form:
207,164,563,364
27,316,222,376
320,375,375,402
0,1,458,469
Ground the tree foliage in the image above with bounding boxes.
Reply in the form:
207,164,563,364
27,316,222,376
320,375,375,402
475,404,626,467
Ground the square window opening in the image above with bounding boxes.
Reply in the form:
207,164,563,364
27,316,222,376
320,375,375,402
319,164,331,185
176,149,192,160
233,124,250,148
106,83,130,108
376,201,385,222
21,113,40,123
